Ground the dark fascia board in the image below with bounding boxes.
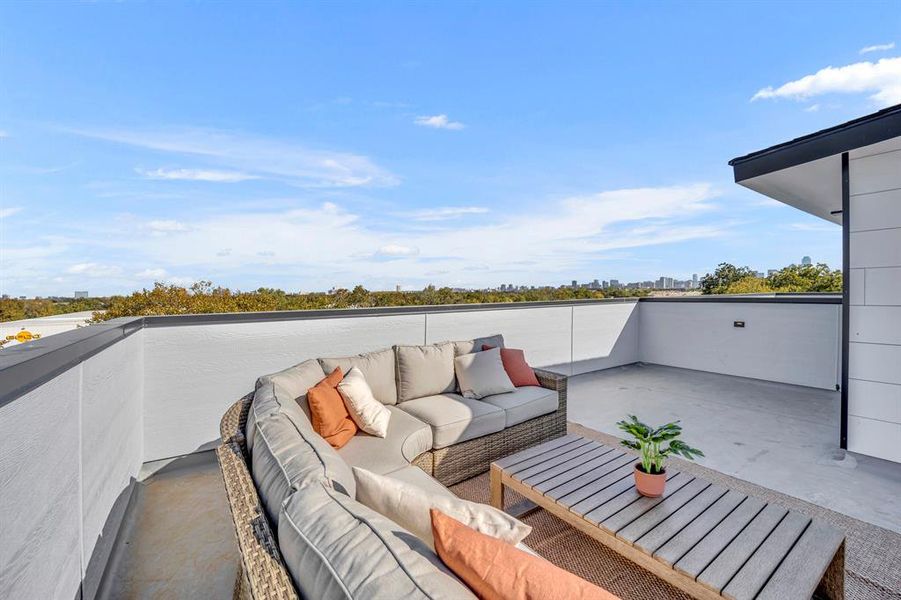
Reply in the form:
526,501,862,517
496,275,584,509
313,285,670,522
0,295,841,406
0,317,143,407
728,103,901,182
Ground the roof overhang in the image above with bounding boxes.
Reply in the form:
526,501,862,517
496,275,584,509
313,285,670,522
729,104,901,224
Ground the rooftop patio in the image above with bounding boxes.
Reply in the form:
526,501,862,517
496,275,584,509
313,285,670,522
3,295,900,600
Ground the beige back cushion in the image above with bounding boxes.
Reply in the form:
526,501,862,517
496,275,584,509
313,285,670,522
395,342,456,402
451,334,505,357
319,347,397,405
255,358,327,421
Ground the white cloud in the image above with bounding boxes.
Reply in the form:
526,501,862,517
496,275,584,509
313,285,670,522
403,206,489,221
147,219,189,235
67,263,123,277
804,104,821,113
69,127,398,187
0,130,8,138
860,42,895,55
0,207,22,218
135,268,168,279
137,167,259,182
414,114,465,130
377,244,420,257
752,57,901,107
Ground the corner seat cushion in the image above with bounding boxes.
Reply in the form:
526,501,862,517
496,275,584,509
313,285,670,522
319,348,398,405
338,406,433,475
251,410,355,527
397,394,505,449
278,482,477,600
479,385,558,427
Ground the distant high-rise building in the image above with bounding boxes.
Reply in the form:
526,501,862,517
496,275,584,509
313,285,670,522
74,291,89,299
609,279,620,288
802,256,812,266
692,273,698,288
571,280,578,288
395,284,402,292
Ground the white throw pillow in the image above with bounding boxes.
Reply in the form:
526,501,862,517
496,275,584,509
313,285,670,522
453,346,515,399
353,467,531,549
337,367,391,437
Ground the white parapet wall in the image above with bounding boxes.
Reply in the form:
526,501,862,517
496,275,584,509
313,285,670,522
0,330,143,600
142,301,641,461
638,300,841,390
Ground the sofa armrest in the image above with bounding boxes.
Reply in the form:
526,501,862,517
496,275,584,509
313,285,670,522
534,368,567,391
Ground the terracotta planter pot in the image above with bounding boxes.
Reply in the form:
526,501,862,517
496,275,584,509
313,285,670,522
634,464,666,497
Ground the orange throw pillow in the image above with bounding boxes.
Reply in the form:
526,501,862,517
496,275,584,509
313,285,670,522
431,509,619,600
482,344,540,387
307,367,357,449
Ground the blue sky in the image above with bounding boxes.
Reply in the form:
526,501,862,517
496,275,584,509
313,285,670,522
2,2,899,296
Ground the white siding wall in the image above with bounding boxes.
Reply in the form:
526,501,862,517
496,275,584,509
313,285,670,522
144,303,641,461
0,332,144,600
639,302,841,390
849,148,901,462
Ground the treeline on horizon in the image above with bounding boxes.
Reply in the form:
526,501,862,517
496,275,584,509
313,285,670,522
0,261,842,323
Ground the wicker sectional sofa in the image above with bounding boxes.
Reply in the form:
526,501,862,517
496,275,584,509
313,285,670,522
217,335,567,599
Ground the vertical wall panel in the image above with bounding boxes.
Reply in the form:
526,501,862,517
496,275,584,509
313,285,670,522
639,302,840,390
0,369,83,600
80,332,144,599
571,303,639,374
848,148,901,462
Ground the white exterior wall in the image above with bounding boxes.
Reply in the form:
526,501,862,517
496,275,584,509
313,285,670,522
639,302,841,390
848,147,901,462
144,303,641,461
0,331,143,600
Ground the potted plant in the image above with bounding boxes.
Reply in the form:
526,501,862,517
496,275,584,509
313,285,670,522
616,415,704,498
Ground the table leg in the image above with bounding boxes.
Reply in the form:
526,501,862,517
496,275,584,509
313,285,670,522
490,464,504,509
817,540,845,600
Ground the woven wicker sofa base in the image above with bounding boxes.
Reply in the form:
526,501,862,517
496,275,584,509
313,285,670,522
216,368,568,599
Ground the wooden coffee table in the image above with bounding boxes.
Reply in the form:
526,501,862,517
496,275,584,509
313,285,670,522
490,434,845,600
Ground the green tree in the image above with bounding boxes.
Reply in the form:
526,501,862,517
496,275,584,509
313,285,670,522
725,277,773,294
767,263,842,293
699,263,757,295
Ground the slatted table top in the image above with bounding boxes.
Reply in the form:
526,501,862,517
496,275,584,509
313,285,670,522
491,434,845,600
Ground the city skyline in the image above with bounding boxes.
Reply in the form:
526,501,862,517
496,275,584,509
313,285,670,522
4,3,891,296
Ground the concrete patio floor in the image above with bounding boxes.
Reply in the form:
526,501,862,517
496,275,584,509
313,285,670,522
567,363,901,533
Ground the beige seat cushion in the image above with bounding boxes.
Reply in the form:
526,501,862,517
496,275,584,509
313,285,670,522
382,465,455,498
338,405,432,475
480,385,558,427
319,347,397,405
397,394,505,449
451,334,505,356
279,482,476,600
395,342,457,402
